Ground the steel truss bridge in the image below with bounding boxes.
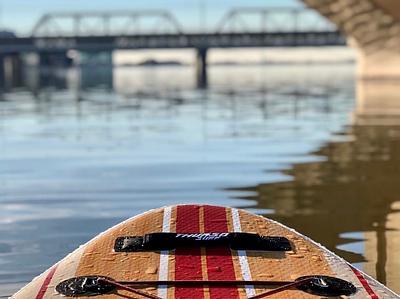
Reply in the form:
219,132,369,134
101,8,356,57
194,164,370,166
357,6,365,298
0,8,343,51
0,8,345,87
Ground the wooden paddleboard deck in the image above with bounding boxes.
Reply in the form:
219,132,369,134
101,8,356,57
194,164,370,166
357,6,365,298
12,205,399,298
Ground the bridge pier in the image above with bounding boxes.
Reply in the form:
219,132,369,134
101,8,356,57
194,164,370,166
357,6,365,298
359,53,400,79
302,0,400,79
196,48,208,89
78,65,113,90
355,79,400,125
0,53,24,89
78,50,113,66
78,50,113,90
38,51,72,68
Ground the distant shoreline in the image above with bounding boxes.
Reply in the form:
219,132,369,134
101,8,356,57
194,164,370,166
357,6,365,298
116,58,355,68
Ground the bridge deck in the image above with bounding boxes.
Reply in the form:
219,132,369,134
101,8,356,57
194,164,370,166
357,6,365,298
0,32,345,54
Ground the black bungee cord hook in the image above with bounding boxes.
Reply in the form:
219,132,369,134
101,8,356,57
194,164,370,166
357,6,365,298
56,275,357,298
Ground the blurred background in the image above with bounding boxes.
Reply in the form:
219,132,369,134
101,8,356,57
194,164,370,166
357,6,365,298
1,0,400,296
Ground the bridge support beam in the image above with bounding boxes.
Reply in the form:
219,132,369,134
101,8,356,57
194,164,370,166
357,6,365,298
196,48,208,89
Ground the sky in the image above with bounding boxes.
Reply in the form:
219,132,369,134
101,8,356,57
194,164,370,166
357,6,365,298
0,0,302,34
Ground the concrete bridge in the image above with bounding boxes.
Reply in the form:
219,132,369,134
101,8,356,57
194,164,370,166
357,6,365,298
302,0,400,78
0,8,342,88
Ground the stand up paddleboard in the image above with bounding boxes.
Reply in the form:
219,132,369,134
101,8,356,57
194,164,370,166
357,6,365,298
12,205,399,298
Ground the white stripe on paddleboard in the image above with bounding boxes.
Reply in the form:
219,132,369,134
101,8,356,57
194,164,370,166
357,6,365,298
158,206,172,299
231,208,256,298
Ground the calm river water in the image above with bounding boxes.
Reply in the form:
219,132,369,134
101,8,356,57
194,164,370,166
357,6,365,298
1,64,399,295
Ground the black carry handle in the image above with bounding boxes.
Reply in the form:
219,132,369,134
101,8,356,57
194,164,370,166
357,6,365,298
114,232,292,252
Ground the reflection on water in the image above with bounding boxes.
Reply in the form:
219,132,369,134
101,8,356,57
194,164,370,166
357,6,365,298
0,63,399,294
232,79,400,292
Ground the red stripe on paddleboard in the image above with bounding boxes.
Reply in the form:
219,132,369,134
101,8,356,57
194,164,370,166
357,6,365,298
175,205,204,299
350,266,379,299
203,206,240,299
35,265,58,299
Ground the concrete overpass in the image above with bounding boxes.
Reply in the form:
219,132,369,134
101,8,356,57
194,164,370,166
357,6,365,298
302,0,400,78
